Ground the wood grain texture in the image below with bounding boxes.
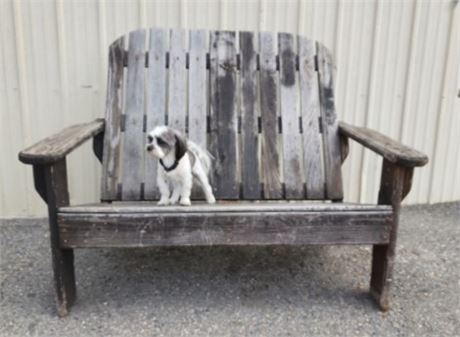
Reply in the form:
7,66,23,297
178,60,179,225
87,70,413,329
240,31,261,199
43,159,76,317
278,33,303,199
188,30,208,200
19,119,104,165
298,36,325,199
370,159,413,311
209,31,239,199
59,201,391,214
259,32,282,199
144,28,167,200
121,30,146,201
316,42,343,201
339,122,428,167
188,30,208,148
58,210,392,248
168,29,187,133
100,37,125,200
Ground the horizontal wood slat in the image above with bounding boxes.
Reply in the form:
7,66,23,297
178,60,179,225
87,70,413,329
59,201,391,213
58,209,392,248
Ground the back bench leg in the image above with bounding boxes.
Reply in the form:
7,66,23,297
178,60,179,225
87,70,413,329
370,160,412,311
35,160,77,316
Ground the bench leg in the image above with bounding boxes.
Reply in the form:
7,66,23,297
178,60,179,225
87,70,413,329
370,244,393,311
370,160,412,311
50,246,76,317
39,160,77,316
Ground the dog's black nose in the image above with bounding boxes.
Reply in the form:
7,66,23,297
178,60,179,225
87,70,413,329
146,145,153,151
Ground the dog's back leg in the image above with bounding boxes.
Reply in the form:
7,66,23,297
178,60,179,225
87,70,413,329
193,164,216,204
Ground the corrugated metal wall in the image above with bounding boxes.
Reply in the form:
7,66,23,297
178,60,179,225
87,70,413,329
1,0,459,216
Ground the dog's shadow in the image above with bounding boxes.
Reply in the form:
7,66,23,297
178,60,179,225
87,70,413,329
74,245,375,312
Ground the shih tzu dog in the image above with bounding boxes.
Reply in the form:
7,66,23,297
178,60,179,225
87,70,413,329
146,126,216,206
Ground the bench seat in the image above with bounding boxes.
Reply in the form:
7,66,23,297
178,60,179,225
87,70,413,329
58,202,392,248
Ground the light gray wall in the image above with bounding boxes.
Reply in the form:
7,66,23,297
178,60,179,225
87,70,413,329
1,0,459,216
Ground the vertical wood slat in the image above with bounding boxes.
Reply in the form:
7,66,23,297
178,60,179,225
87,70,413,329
121,30,146,200
316,42,344,200
189,30,208,199
101,37,125,200
259,32,283,199
240,31,261,199
278,33,303,199
188,30,207,148
298,36,325,199
168,29,187,133
209,31,239,199
144,28,167,200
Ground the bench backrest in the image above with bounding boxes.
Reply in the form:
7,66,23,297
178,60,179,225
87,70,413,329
100,28,343,201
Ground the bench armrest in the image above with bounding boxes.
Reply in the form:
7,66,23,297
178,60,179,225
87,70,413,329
338,121,428,167
19,119,105,165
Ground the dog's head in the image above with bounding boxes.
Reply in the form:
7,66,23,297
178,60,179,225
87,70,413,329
146,126,187,160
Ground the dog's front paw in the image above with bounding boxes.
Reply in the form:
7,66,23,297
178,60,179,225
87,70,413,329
157,198,170,206
206,195,216,204
179,197,191,206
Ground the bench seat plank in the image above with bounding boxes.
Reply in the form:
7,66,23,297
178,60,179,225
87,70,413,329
58,203,392,248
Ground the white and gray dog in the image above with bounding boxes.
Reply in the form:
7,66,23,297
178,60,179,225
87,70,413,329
146,126,216,206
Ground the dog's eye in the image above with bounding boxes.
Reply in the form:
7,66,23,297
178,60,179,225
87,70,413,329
147,135,153,143
157,138,166,146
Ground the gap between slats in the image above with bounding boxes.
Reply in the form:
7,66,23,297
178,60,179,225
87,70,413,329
121,49,315,72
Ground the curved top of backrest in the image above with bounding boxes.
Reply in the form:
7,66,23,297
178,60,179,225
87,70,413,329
101,28,343,202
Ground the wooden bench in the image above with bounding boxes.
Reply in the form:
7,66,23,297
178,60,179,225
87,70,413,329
18,28,428,316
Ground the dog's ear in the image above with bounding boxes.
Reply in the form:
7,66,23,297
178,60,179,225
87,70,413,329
174,133,187,160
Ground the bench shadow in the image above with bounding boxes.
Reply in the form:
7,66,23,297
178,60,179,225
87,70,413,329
74,245,377,313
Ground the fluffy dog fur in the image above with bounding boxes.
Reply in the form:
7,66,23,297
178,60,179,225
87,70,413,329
146,126,216,206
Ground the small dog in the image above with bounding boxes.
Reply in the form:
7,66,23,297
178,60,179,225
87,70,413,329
146,126,216,206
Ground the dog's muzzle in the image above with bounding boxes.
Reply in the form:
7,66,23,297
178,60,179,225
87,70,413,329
146,145,153,152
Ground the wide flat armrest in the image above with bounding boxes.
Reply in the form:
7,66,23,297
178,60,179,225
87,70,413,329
339,121,428,167
19,119,105,165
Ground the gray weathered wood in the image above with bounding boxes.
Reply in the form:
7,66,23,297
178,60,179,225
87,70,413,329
58,210,392,248
168,29,187,133
298,36,325,198
339,122,429,167
59,201,391,214
19,119,105,165
188,30,208,148
279,33,303,199
33,165,47,202
370,159,413,311
240,31,261,199
19,28,433,315
259,32,283,199
144,28,167,200
316,42,343,200
209,31,239,199
42,159,76,317
188,30,208,200
101,37,125,200
121,30,146,200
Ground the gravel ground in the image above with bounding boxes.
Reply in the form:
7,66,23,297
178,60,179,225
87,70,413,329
0,202,459,337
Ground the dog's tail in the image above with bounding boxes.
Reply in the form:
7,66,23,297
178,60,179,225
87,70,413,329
187,141,214,175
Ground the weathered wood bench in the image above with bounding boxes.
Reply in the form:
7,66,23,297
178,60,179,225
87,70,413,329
18,28,428,316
